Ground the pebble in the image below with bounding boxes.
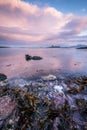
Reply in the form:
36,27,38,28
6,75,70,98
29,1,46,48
54,85,64,94
9,119,14,125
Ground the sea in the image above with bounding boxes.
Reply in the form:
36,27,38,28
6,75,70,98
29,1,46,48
0,47,87,80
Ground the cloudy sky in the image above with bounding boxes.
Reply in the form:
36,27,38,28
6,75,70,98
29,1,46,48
0,0,87,47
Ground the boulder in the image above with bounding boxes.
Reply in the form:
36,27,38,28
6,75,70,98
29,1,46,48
41,74,57,81
25,54,42,61
0,73,7,81
0,80,8,87
25,54,32,61
32,56,42,60
0,95,15,128
0,96,15,119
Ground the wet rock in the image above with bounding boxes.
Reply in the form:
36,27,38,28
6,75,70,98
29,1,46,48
9,78,30,88
41,74,57,81
25,54,42,61
0,73,7,81
32,56,42,60
25,54,32,61
0,96,15,119
53,117,60,130
0,95,15,128
0,79,8,87
54,85,64,95
0,76,87,130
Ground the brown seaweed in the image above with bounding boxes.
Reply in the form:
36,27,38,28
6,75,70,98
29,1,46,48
0,75,87,130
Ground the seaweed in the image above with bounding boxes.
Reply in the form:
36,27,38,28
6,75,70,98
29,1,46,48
0,75,87,130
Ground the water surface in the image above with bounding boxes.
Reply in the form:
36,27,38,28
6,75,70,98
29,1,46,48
0,48,87,79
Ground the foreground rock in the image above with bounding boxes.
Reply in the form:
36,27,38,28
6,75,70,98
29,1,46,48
0,95,15,129
25,54,42,61
0,73,8,87
0,73,7,81
0,96,15,119
0,80,8,87
0,76,87,130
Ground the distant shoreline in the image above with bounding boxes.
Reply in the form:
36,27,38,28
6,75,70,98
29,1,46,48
76,47,87,49
0,46,11,48
0,46,87,49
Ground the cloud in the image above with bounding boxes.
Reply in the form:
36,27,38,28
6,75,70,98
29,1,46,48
0,0,87,45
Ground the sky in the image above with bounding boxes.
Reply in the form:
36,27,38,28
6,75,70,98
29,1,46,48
0,0,87,47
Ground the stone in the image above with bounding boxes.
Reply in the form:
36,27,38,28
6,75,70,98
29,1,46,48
9,119,14,125
41,74,57,81
54,85,64,94
9,78,29,88
0,96,15,119
25,54,42,61
32,56,42,60
25,54,32,61
0,73,7,81
0,79,8,87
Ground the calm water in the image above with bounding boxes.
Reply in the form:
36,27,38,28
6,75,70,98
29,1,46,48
0,48,87,79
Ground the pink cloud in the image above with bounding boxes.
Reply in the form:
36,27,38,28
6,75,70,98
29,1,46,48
0,0,87,44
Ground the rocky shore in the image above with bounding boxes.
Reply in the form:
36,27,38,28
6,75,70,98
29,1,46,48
0,73,87,130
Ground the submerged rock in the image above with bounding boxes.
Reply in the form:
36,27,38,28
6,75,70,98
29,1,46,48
0,73,7,81
41,74,57,81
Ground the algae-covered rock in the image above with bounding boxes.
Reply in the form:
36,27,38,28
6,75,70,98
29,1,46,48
0,73,7,81
0,80,8,87
0,75,87,130
0,73,8,87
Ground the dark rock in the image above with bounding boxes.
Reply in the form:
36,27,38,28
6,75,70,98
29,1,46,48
0,73,7,81
25,54,32,61
32,56,42,60
25,54,42,61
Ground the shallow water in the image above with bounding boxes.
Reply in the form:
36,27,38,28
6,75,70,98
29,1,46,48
0,48,87,79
